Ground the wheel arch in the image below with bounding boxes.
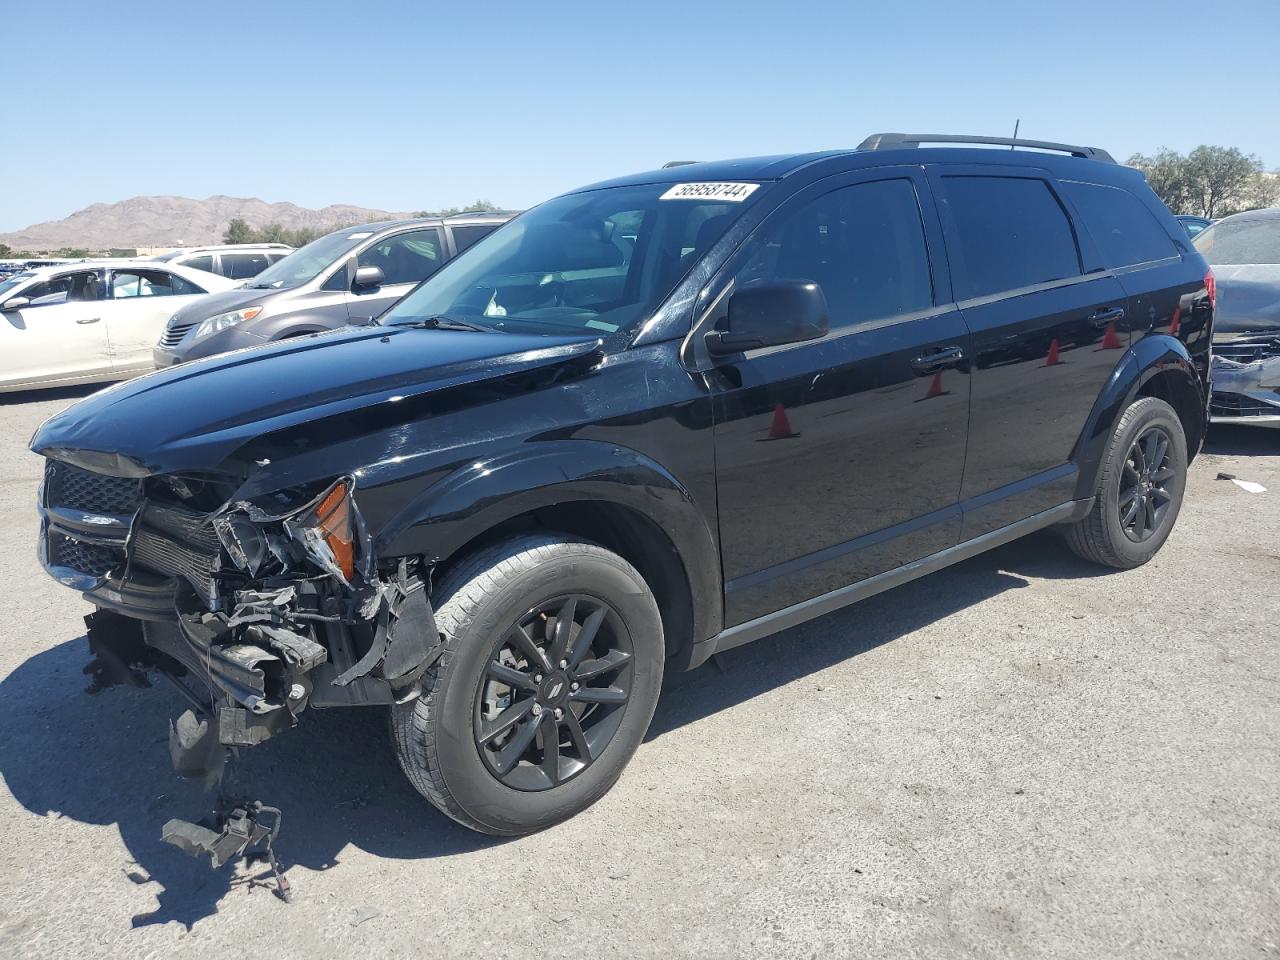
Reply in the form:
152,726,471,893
374,441,722,665
1072,334,1206,500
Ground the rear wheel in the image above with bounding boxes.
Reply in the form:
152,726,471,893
391,534,664,835
1065,396,1188,568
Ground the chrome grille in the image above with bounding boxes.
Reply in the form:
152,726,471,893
49,533,123,576
159,319,197,347
45,461,142,515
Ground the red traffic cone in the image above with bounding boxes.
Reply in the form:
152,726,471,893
916,371,948,402
760,402,799,441
1168,306,1181,337
1100,321,1123,350
1042,339,1062,366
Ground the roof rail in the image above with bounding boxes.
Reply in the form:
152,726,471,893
662,160,698,168
857,132,1115,164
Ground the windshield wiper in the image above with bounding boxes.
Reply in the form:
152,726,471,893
404,314,495,333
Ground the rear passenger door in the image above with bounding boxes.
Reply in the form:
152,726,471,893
928,166,1130,538
102,268,209,373
707,168,971,626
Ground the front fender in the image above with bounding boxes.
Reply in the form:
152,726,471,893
1071,333,1204,500
375,439,723,642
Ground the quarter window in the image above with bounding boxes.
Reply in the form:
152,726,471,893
183,255,215,274
451,224,499,254
942,176,1082,299
735,178,934,329
1061,180,1178,268
358,229,444,285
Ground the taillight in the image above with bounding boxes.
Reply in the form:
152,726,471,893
1204,269,1216,310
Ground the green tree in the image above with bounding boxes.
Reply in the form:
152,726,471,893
1128,145,1277,218
413,199,502,218
223,218,256,244
0,243,12,258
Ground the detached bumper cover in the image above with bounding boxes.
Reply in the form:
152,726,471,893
1210,345,1280,427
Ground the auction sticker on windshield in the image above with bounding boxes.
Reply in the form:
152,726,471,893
660,182,760,202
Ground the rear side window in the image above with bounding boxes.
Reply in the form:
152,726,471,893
220,253,270,279
183,255,215,273
736,178,934,329
1061,181,1178,268
451,223,498,254
942,176,1081,299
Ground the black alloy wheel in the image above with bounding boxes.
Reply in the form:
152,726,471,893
1118,425,1177,542
475,594,634,791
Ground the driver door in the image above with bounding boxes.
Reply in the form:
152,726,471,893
0,269,112,390
704,169,972,626
344,228,446,323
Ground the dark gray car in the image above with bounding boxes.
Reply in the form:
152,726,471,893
1194,207,1280,426
154,213,513,366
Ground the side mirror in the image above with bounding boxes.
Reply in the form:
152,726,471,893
705,280,829,356
352,265,385,291
2,296,31,311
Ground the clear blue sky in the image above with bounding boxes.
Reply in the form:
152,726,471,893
3,0,1277,232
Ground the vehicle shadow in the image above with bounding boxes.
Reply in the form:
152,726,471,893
1203,423,1279,457
0,530,1091,930
0,383,107,405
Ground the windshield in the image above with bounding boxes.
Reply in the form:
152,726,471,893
245,229,372,289
1194,217,1280,265
382,182,763,335
0,272,35,297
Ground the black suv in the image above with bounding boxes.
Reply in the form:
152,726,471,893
33,134,1213,839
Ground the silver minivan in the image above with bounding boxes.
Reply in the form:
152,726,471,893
154,213,512,366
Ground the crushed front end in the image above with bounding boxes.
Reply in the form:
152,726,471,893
37,458,442,777
1210,337,1280,427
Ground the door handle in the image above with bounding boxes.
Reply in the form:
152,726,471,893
76,317,101,325
910,345,966,373
1089,307,1125,328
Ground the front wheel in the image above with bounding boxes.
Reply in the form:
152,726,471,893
391,535,664,835
1064,396,1188,569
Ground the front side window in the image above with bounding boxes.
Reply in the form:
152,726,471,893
111,269,180,299
383,182,764,335
1061,180,1178,268
1194,216,1280,265
21,271,101,306
733,178,934,329
942,176,1082,299
358,229,444,285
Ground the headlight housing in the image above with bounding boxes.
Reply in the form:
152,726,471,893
193,306,263,340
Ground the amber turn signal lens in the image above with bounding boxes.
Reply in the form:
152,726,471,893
313,482,354,580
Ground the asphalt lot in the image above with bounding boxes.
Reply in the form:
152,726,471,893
0,385,1276,960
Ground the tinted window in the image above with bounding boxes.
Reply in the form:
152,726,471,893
450,223,499,254
1194,217,1280,265
20,271,101,306
943,176,1081,299
1061,181,1177,268
322,260,350,291
170,273,206,295
111,269,180,298
735,178,934,328
220,253,270,279
358,229,444,285
183,255,215,273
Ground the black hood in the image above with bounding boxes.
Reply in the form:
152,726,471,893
31,324,601,477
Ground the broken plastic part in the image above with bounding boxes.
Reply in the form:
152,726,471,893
162,800,291,902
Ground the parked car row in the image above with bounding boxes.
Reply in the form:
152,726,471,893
150,242,293,279
31,133,1220,845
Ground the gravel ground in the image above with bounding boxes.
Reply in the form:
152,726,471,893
0,386,1276,959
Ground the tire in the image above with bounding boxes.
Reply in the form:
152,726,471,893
1065,396,1188,569
391,534,664,835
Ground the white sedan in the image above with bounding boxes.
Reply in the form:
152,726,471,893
0,260,238,393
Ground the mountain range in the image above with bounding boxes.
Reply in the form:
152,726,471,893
0,195,414,251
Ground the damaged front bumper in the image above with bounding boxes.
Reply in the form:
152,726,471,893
1210,340,1280,427
40,462,442,777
